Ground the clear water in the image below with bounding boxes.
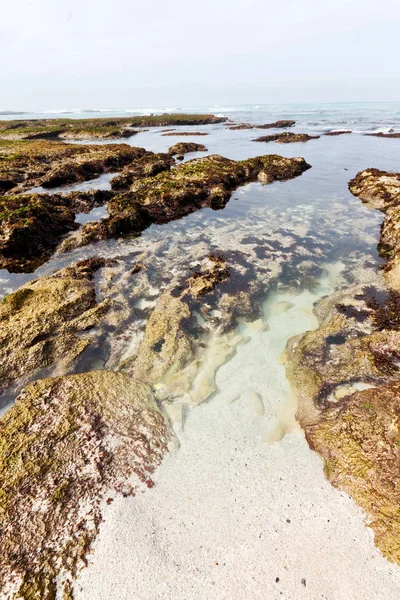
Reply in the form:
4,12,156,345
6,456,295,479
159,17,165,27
0,104,398,403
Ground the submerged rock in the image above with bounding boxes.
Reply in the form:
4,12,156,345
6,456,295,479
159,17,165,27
0,370,171,599
253,132,320,143
0,258,111,397
167,142,208,156
61,154,311,252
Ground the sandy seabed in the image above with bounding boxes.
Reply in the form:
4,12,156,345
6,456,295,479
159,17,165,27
74,268,400,600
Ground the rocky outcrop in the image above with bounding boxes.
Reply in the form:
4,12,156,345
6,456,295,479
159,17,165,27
258,120,296,129
0,370,171,599
324,130,352,136
0,258,112,396
366,132,400,139
0,114,226,141
61,154,311,252
0,139,148,195
110,153,175,191
253,132,320,143
285,283,400,564
161,131,209,136
0,190,114,272
167,142,208,156
0,193,78,272
228,120,296,131
349,168,400,289
284,167,400,565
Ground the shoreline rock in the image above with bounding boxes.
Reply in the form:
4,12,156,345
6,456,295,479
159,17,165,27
253,132,320,143
0,370,171,599
0,258,112,397
285,166,400,565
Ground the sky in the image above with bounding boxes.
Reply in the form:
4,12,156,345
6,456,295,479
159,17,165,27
1,0,400,110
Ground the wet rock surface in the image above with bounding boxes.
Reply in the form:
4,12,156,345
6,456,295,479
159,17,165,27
110,152,175,191
366,132,400,139
0,370,170,599
284,167,400,565
60,154,311,252
285,283,400,564
0,139,147,195
167,141,208,155
349,168,400,288
253,132,320,143
324,130,352,136
161,131,209,136
228,120,295,130
0,258,112,399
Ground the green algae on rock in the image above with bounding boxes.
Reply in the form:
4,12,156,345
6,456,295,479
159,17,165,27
0,114,226,141
110,152,175,191
285,280,400,564
0,258,112,397
167,142,208,156
253,132,320,143
349,168,400,289
0,139,148,195
61,154,311,252
0,370,171,599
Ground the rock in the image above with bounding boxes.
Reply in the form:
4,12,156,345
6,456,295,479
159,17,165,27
349,168,400,288
305,381,400,564
324,130,352,136
257,120,296,129
366,132,400,139
0,193,78,272
130,291,194,391
285,281,400,564
0,370,171,598
0,114,227,141
167,142,208,156
0,258,112,396
110,153,175,191
161,132,209,136
228,124,255,130
253,132,320,143
0,139,148,195
0,189,114,272
187,253,230,296
62,154,311,252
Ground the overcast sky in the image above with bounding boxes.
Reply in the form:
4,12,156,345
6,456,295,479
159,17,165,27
1,0,400,110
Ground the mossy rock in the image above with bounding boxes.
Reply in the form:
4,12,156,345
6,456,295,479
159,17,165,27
0,258,111,396
0,370,171,598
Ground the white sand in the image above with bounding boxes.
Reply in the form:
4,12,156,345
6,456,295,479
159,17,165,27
74,268,400,599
